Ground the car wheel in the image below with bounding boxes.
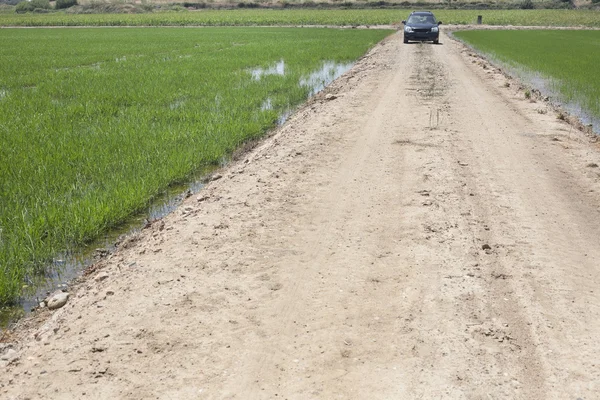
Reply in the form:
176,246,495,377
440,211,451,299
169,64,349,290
433,39,439,44
404,37,409,44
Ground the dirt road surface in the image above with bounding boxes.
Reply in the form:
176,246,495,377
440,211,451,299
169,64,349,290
2,31,600,399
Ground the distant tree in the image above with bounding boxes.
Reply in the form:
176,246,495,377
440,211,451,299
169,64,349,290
16,0,33,12
520,0,534,9
15,0,50,12
55,0,77,9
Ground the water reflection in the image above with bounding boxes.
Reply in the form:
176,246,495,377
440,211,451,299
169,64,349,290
475,53,599,137
1,170,212,329
256,60,354,126
261,97,273,111
300,60,353,97
527,73,599,135
251,60,285,81
1,59,357,328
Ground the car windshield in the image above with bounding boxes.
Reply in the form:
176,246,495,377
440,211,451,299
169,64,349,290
407,14,436,24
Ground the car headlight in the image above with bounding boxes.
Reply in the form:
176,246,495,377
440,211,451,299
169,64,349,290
404,27,414,33
431,26,439,33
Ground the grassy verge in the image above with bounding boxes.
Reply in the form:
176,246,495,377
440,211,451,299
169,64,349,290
454,30,600,123
0,27,391,305
0,9,599,27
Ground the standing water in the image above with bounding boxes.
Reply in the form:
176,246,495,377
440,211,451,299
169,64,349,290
0,59,356,328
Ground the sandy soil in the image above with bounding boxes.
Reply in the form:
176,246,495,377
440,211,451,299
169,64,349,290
2,31,600,399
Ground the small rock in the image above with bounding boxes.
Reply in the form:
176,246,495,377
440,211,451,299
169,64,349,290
93,248,110,259
586,163,598,168
47,292,69,310
0,349,18,364
325,93,337,101
482,244,492,251
197,195,209,203
210,174,222,181
95,274,109,283
105,289,115,296
91,347,106,353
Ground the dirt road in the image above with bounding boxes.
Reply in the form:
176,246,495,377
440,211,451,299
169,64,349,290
2,31,600,399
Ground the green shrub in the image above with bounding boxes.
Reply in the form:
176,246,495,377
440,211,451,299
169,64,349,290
30,0,50,8
15,1,32,12
181,2,206,8
520,0,534,9
15,0,51,12
15,0,50,13
55,0,77,9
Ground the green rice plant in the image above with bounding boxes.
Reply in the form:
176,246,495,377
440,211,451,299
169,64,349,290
0,27,391,305
454,30,600,124
0,9,599,28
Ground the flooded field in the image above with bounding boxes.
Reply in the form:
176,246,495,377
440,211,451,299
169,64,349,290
454,30,600,136
0,36,376,325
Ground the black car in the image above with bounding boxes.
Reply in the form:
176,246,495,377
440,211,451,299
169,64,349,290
402,11,442,44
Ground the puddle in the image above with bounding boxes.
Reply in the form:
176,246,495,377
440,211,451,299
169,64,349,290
56,63,102,73
251,59,285,81
299,60,353,97
261,97,273,111
0,167,214,329
257,60,354,125
277,109,293,125
260,97,291,125
170,97,187,110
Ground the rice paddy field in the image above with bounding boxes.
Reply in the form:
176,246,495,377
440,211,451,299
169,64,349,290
0,27,391,306
0,9,599,28
454,30,600,127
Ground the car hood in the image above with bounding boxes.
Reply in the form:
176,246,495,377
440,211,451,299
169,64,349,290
406,23,438,29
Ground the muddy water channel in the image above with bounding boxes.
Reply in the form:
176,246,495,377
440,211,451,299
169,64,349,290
0,59,354,328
